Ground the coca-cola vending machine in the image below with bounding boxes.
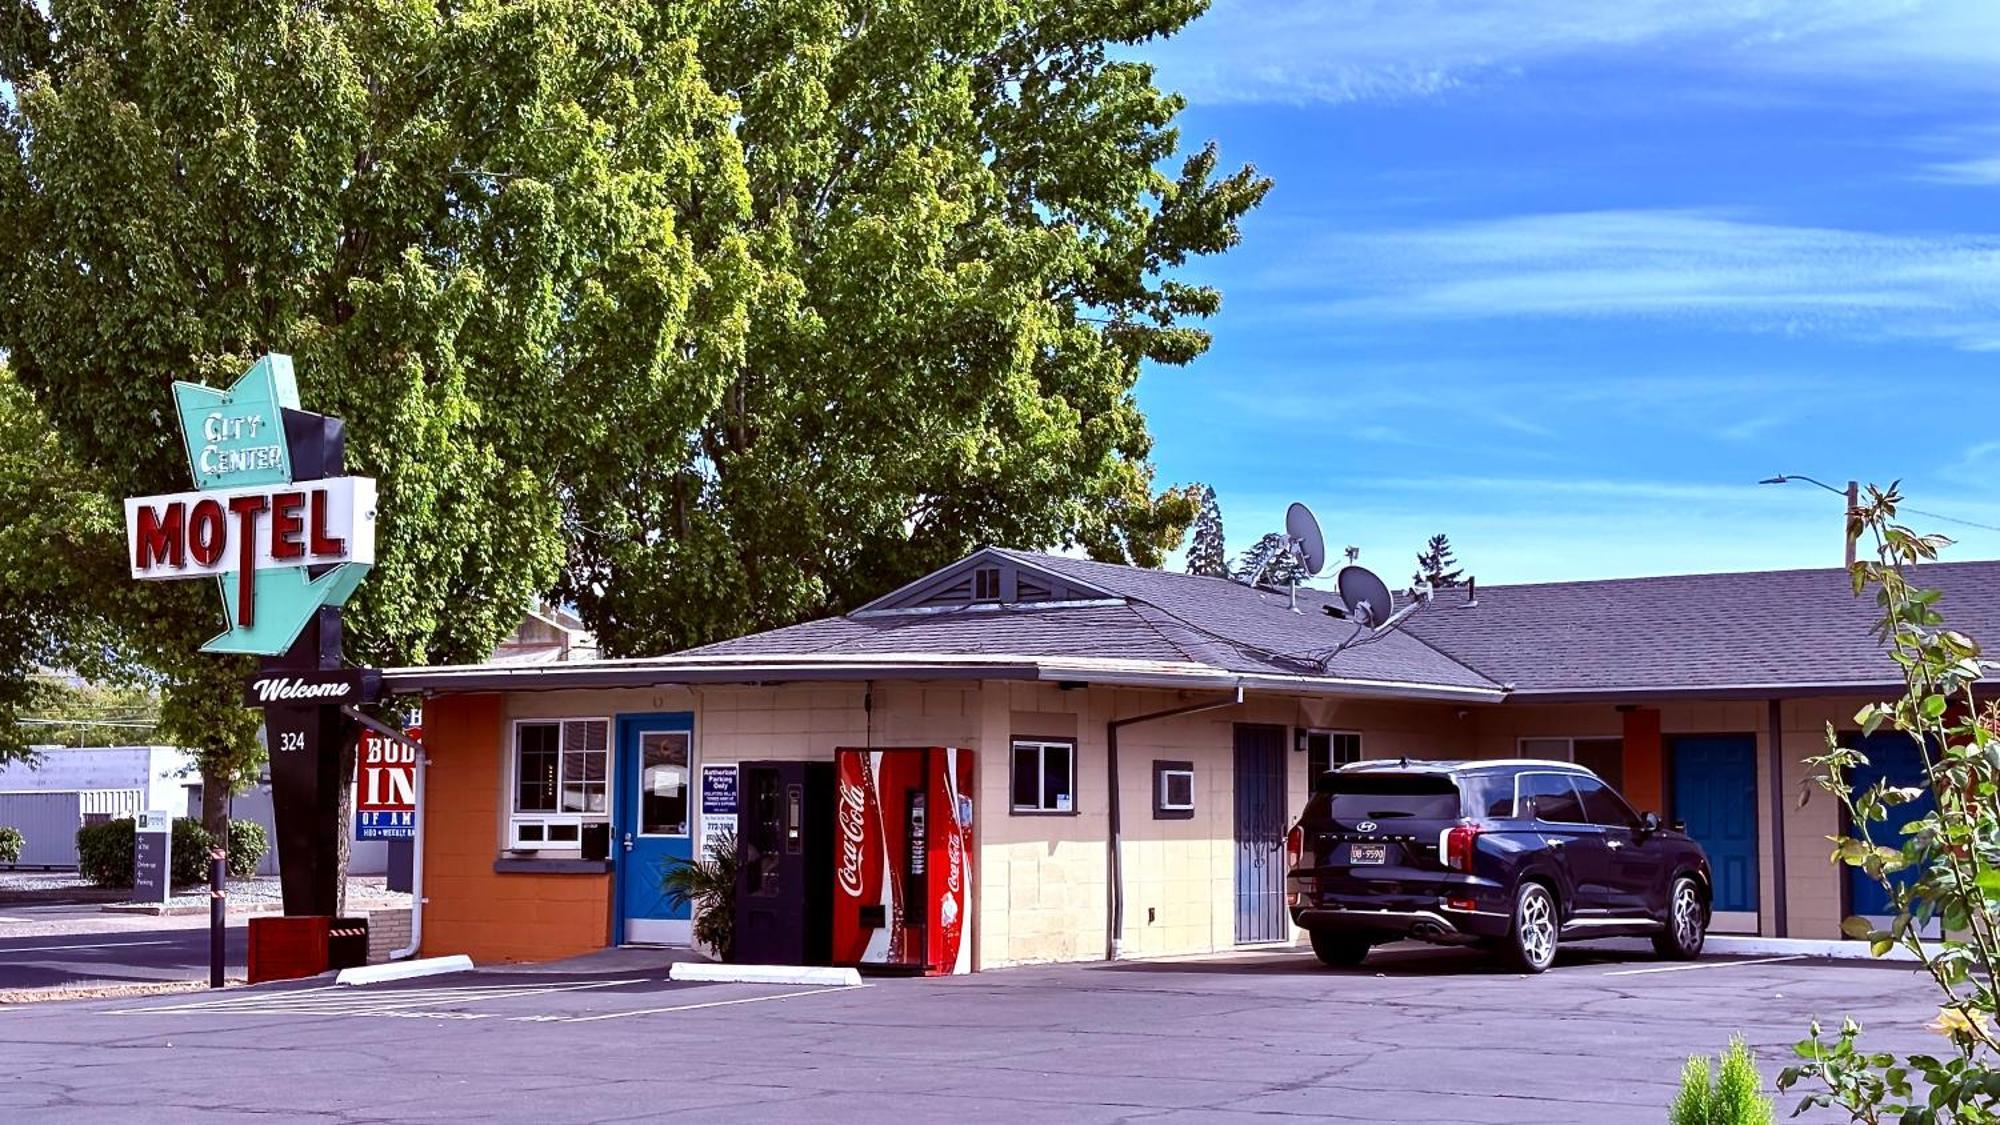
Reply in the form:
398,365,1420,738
832,747,975,975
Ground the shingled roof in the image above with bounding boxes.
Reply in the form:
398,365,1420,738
686,549,2000,702
1402,560,2000,699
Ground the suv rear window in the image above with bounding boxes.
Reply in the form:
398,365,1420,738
1317,774,1461,822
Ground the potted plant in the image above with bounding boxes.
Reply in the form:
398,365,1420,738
662,830,737,962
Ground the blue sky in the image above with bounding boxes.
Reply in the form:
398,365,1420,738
1131,1,2000,586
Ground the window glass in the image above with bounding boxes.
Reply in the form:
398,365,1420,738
561,720,609,814
1042,744,1073,811
1521,772,1587,824
1011,745,1040,810
1011,740,1075,813
974,567,1001,600
639,731,690,835
1572,738,1625,793
1462,774,1516,818
1574,774,1639,830
1521,737,1571,761
1321,774,1461,822
515,723,560,812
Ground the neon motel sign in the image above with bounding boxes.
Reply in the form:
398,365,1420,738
123,355,376,656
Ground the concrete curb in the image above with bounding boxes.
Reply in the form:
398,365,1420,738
1706,936,1921,962
668,963,863,987
336,955,474,986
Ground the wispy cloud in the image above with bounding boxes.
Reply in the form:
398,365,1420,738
1914,157,2000,185
1254,209,2000,350
1145,1,1994,106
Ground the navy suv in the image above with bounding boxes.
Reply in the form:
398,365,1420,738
1285,759,1712,973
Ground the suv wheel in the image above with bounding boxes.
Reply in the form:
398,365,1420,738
1652,875,1706,960
1503,883,1559,973
1308,929,1373,967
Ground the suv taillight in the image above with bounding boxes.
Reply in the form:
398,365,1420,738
1285,824,1313,906
1443,823,1481,872
1285,824,1304,870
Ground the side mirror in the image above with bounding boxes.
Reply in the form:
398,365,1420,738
1640,811,1662,835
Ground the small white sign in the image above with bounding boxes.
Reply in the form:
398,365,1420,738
137,809,172,832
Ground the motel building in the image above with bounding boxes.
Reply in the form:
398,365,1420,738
381,549,2000,969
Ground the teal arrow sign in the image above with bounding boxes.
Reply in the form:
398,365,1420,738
157,353,374,657
203,564,369,655
172,354,298,491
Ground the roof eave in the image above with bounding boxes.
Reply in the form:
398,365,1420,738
1502,681,1920,704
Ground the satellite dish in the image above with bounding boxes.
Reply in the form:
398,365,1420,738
1285,502,1326,577
1336,565,1395,628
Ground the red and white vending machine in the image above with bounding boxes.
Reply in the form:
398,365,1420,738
832,747,975,974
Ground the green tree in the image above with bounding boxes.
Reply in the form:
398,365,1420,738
1412,532,1465,590
0,2,752,831
560,0,1269,655
1236,531,1308,586
1185,484,1228,578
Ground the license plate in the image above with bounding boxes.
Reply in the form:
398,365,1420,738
1348,843,1386,865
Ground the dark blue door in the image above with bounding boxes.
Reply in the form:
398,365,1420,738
1670,736,1759,914
615,712,695,944
1233,724,1288,944
1844,732,1935,921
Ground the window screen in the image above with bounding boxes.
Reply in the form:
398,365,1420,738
1306,731,1362,780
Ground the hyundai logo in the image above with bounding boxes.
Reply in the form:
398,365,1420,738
1357,820,1377,832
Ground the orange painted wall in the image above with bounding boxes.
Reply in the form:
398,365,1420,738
1621,707,1664,816
419,693,612,963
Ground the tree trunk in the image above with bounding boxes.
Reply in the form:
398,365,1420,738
334,734,356,917
200,763,230,836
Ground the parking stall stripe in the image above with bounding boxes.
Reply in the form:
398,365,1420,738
108,978,629,1016
556,983,865,1023
3,940,181,954
1601,955,1808,977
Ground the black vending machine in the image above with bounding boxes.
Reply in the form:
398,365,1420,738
733,760,835,965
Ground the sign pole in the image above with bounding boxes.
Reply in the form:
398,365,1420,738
209,843,226,988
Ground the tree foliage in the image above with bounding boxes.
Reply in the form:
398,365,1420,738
1185,484,1228,578
0,2,753,812
1412,532,1465,590
1236,531,1309,587
561,0,1267,655
1777,485,2000,1122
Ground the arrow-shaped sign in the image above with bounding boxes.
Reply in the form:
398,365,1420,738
172,355,298,491
203,564,369,655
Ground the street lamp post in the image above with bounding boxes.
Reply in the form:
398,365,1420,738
1759,474,1859,568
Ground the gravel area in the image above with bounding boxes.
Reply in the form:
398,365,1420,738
110,875,411,913
0,872,100,895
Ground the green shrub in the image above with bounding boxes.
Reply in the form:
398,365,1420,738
226,819,268,879
77,818,136,886
78,817,239,887
0,825,23,864
1671,1037,1775,1125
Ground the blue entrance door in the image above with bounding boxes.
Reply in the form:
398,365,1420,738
1844,731,1935,922
1233,724,1288,944
1670,736,1759,915
615,712,695,945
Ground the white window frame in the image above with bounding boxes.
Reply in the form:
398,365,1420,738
1011,738,1077,815
507,716,611,852
633,727,694,840
1157,767,1195,812
1516,735,1622,760
1305,729,1363,775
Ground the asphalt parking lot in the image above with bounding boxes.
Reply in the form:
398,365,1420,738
0,941,1937,1123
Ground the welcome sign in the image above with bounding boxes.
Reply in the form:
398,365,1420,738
123,355,376,656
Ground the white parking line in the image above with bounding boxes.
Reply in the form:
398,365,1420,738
558,983,865,1023
108,978,628,1016
3,939,179,954
1602,955,1808,977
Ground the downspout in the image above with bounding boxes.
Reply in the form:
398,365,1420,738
1106,684,1245,961
1765,698,1789,938
342,705,428,960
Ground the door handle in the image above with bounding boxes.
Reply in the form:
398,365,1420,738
1606,840,1624,850
622,833,634,852
1548,839,1565,849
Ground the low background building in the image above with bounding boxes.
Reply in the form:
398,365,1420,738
386,550,1995,967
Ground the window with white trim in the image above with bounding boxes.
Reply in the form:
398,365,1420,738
1520,735,1623,792
1305,730,1362,780
1011,739,1076,814
511,719,609,849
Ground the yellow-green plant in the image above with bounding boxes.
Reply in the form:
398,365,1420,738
1778,485,2000,1123
1672,1037,1776,1125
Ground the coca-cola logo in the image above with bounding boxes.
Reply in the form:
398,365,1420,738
945,825,963,898
836,779,869,899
